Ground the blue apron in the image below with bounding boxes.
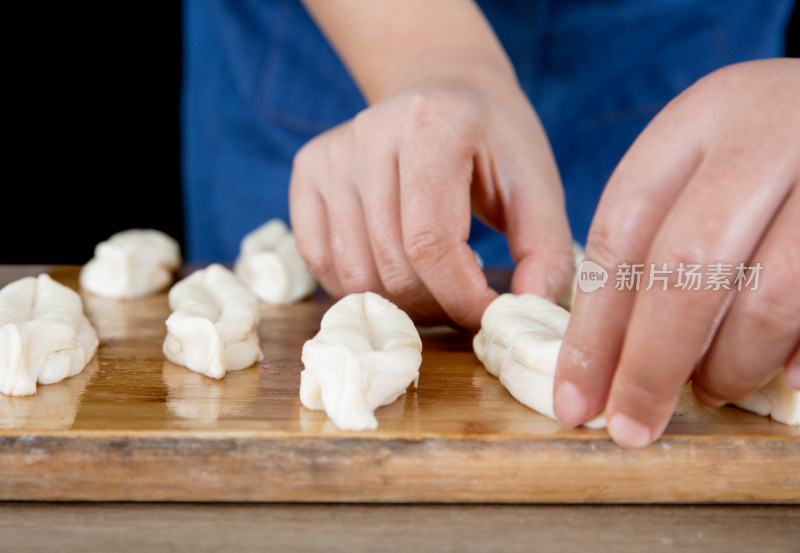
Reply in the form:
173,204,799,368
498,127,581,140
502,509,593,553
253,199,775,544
182,0,793,263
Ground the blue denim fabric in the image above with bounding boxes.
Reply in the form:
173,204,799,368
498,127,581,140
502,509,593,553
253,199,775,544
182,0,793,264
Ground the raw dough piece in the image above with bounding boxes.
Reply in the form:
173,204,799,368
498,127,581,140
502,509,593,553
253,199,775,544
733,372,799,425
477,294,800,428
0,274,99,396
300,291,422,431
234,219,316,305
473,293,606,428
80,229,181,299
163,264,263,379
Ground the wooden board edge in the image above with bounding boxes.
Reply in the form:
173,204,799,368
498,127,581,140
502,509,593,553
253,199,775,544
1,434,798,503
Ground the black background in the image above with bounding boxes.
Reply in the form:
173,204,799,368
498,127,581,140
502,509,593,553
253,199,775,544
2,2,797,264
5,4,183,264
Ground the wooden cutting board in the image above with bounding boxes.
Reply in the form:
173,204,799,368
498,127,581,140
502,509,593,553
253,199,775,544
1,266,798,503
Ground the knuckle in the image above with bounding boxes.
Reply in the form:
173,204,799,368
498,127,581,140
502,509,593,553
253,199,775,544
351,108,376,142
323,133,349,166
381,269,422,300
739,282,800,332
292,140,318,173
402,89,480,143
657,242,711,270
294,125,352,171
403,228,450,269
407,90,450,122
584,226,631,270
351,108,393,157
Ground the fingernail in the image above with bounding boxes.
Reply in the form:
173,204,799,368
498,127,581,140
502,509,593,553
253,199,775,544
608,413,652,448
692,385,727,407
554,381,588,427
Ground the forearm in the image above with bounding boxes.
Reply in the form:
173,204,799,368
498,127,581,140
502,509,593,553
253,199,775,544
301,0,518,102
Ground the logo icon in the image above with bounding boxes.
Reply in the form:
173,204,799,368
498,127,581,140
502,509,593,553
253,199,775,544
577,260,608,293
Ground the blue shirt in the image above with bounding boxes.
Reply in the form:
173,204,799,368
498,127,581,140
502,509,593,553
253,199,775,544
182,0,793,264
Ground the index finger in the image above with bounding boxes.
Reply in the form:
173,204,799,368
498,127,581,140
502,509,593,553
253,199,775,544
553,95,707,428
398,109,496,330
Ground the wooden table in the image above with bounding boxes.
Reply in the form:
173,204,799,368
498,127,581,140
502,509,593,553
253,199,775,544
1,265,798,551
1,502,797,552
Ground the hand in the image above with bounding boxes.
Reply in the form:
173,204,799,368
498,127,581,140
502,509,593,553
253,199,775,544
554,58,800,447
290,64,574,330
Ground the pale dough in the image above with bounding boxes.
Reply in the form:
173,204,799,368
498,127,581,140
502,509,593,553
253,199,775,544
234,219,316,305
476,293,799,428
163,264,263,379
733,372,799,425
300,291,422,431
474,293,606,428
80,229,181,299
0,274,98,396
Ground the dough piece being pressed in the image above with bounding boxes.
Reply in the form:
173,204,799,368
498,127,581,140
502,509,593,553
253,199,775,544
474,293,607,428
300,291,422,431
0,274,99,396
234,219,316,305
163,264,263,379
477,294,799,428
733,372,799,425
80,229,181,299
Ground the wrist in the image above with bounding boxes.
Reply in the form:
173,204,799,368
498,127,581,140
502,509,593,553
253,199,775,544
372,46,520,104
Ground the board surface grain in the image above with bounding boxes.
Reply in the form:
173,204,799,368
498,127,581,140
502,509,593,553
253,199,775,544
3,503,799,553
1,266,798,503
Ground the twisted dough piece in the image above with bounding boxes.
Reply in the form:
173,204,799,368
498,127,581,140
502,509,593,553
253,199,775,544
163,264,263,379
474,293,607,428
80,229,181,299
1,274,98,396
733,372,799,425
300,292,422,431
234,219,316,305
476,293,798,427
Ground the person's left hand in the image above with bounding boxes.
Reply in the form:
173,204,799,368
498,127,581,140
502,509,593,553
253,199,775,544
553,58,800,447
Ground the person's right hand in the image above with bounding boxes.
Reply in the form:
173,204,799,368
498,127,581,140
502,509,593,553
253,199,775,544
553,59,800,447
289,63,575,330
